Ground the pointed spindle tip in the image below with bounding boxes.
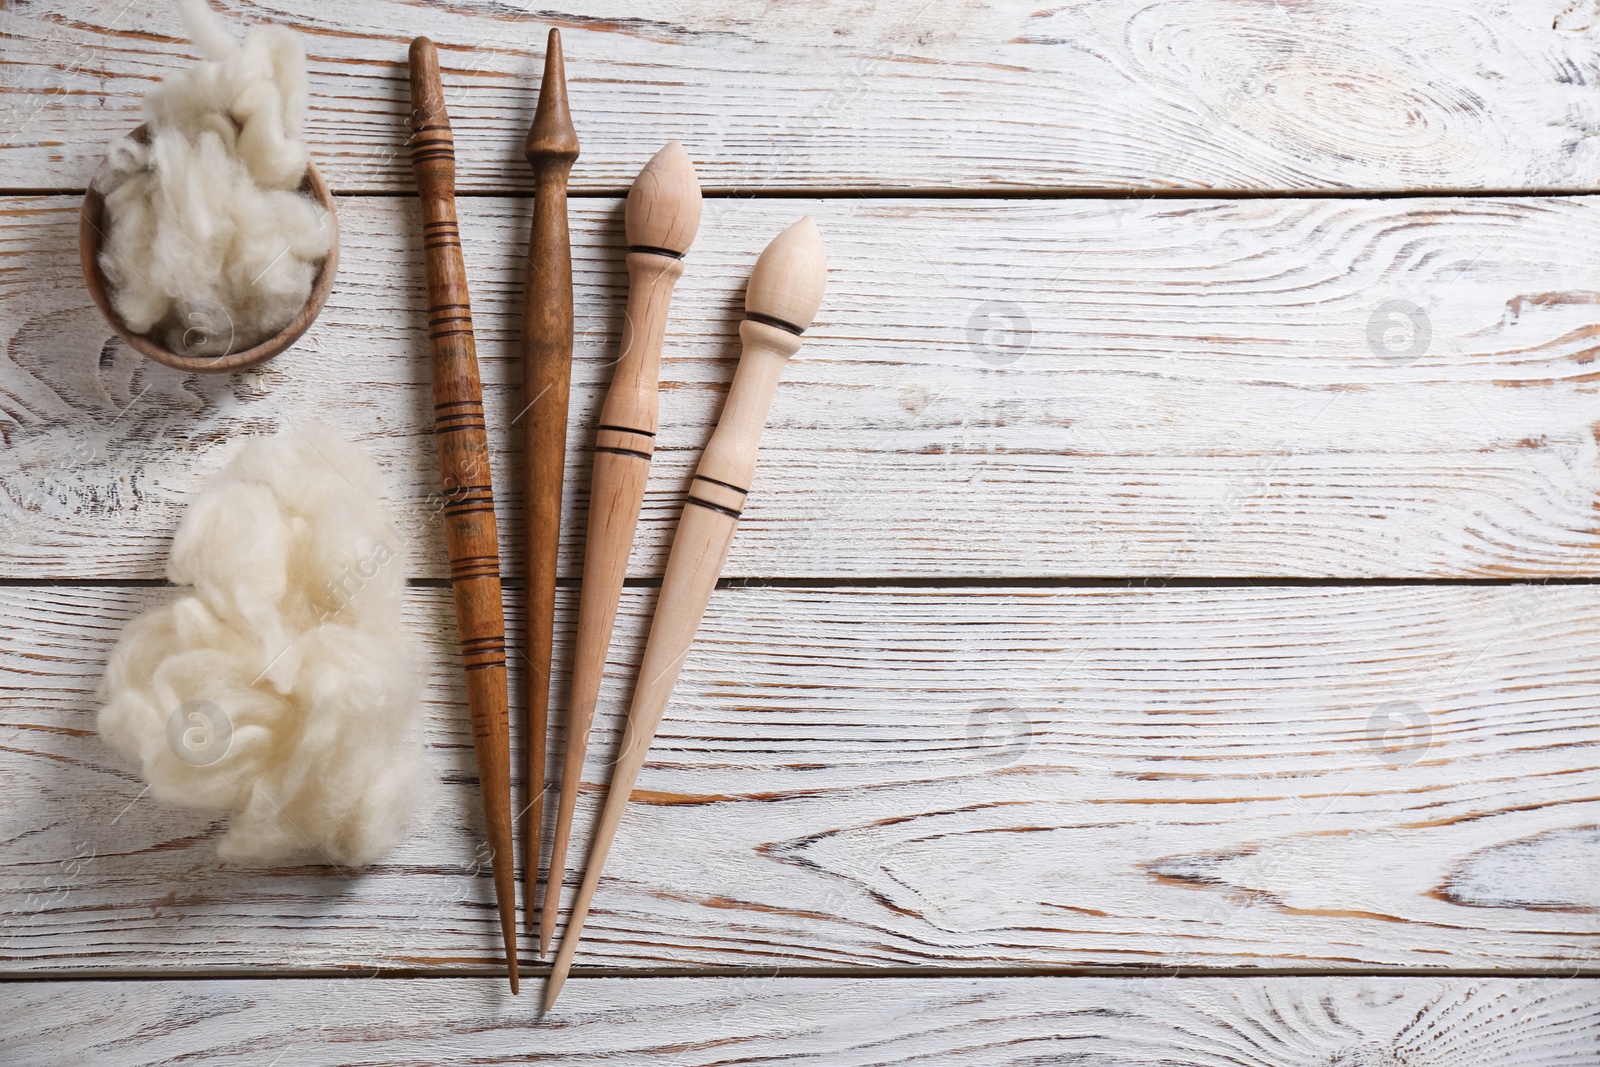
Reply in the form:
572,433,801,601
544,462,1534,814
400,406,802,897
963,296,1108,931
544,965,568,1010
526,28,579,163
745,215,828,334
625,141,702,255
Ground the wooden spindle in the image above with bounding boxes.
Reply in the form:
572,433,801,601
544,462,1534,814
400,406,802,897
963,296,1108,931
521,27,580,935
543,217,827,1009
539,142,701,955
407,35,519,995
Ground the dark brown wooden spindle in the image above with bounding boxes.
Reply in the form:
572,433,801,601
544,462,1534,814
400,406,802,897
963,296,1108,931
520,27,579,939
408,34,519,995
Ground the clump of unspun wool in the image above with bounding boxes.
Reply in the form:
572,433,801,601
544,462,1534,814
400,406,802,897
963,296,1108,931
93,0,331,356
99,427,426,865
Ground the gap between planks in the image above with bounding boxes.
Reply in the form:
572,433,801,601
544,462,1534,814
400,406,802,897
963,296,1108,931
6,965,1600,983
2,576,1599,588
8,186,1600,200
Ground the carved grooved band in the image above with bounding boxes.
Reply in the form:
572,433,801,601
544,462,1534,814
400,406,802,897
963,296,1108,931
689,474,748,514
595,445,651,461
745,311,805,336
686,495,742,520
452,572,502,586
596,424,657,462
694,473,749,497
450,557,501,580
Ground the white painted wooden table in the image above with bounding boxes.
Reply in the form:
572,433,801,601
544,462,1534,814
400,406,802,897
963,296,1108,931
3,2,1599,1063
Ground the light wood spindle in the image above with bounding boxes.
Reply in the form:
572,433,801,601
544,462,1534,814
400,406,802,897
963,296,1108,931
539,142,701,955
543,217,826,1008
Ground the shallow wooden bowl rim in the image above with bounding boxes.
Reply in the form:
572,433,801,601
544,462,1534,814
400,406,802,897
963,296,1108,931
79,124,340,373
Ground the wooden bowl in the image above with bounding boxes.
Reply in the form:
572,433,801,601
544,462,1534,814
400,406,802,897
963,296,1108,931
79,125,340,373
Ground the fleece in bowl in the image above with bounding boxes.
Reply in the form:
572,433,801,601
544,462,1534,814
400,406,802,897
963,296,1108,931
92,0,332,356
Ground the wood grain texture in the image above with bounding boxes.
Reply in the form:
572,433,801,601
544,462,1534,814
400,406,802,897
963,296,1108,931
6,193,1600,579
9,0,1596,1051
519,25,581,938
545,143,699,953
408,35,519,993
546,216,827,1005
5,976,1598,1067
6,1,1600,194
3,583,1597,975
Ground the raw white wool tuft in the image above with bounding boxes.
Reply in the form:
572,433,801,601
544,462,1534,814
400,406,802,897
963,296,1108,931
93,0,331,356
99,426,427,866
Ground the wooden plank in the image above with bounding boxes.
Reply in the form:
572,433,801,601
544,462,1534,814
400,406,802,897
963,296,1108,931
4,1,1600,194
3,583,1597,975
5,975,1597,1066
7,193,1600,579
3,979,1600,1067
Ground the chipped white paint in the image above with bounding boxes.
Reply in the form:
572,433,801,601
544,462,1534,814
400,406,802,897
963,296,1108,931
5,976,1597,1066
2,1,1600,192
5,3,1599,1059
2,584,1597,974
6,195,1600,579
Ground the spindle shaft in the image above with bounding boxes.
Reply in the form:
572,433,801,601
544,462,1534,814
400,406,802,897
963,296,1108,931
543,217,827,1009
539,142,701,955
408,34,519,995
521,27,579,936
